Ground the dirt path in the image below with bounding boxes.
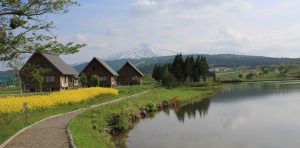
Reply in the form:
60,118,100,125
1,91,149,148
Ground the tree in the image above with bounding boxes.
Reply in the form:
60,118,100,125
21,64,50,92
152,64,161,82
162,70,177,88
0,0,86,62
201,57,209,81
193,56,201,82
89,75,100,87
171,54,184,82
278,66,289,77
31,67,49,92
184,56,194,83
79,73,88,87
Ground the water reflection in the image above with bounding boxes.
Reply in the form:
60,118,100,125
114,81,300,148
213,82,300,103
173,99,210,123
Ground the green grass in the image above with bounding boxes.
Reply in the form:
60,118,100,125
0,87,22,96
0,85,152,144
69,86,217,148
217,68,300,82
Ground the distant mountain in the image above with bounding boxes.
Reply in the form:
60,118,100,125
108,43,177,60
74,54,299,74
0,70,15,78
1,54,298,78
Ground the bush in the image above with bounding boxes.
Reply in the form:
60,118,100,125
107,109,130,132
246,73,255,79
162,73,177,88
238,73,243,78
146,103,156,112
88,75,100,87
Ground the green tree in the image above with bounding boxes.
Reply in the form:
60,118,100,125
193,56,201,82
152,64,161,82
171,54,184,82
184,56,194,83
0,0,86,61
200,57,209,81
31,68,49,92
89,75,100,87
278,66,289,77
20,64,49,92
162,70,177,88
79,73,88,87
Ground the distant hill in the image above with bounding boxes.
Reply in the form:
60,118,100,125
0,70,15,78
1,54,297,77
74,54,299,74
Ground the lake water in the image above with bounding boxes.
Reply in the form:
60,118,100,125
114,81,300,148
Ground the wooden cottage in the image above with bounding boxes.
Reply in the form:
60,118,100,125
80,57,118,87
20,52,79,92
118,62,144,85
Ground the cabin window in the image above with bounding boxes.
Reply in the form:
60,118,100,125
64,76,68,82
92,66,96,70
46,76,55,82
132,76,139,81
100,76,107,81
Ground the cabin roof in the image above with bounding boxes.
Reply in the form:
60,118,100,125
81,57,118,76
121,62,144,77
94,58,119,76
30,52,78,75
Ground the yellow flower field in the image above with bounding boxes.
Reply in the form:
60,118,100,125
0,87,118,113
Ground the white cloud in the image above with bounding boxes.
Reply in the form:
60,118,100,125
53,0,300,64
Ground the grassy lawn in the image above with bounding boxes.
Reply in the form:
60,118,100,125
0,85,152,144
0,87,22,96
69,86,217,148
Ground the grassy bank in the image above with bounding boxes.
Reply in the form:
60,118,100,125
0,87,22,96
69,86,217,148
217,69,300,83
0,85,151,144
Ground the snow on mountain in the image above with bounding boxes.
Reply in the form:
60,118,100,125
108,43,177,60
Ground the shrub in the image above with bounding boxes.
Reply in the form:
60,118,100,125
88,75,100,87
107,109,130,132
162,73,177,88
146,103,156,112
238,73,243,78
246,73,255,79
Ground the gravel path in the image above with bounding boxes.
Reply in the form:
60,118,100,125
1,91,149,148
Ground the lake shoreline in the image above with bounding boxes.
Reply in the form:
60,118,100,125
68,86,219,147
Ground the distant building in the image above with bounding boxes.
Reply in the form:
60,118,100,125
80,57,118,87
20,52,79,92
118,62,144,85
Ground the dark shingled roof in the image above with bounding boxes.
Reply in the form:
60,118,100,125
81,57,118,76
39,52,78,75
122,62,144,77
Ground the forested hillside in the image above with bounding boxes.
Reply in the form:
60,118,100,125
74,54,298,74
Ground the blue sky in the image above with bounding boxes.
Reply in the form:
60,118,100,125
10,0,300,65
43,0,300,63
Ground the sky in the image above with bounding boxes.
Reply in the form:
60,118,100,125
4,0,300,67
